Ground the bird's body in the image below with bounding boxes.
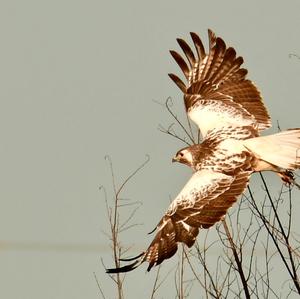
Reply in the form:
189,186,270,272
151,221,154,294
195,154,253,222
175,126,300,182
176,125,258,172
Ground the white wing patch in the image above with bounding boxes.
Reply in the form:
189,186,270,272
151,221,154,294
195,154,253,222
166,170,233,216
219,138,248,155
188,100,256,138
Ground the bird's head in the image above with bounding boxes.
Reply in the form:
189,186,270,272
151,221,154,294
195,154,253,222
172,145,204,170
172,146,197,169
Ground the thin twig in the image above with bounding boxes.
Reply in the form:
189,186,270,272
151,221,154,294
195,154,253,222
149,266,161,299
164,97,195,145
259,173,300,293
93,272,106,299
222,219,251,299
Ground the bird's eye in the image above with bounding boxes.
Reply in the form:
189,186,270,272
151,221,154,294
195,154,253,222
179,152,184,157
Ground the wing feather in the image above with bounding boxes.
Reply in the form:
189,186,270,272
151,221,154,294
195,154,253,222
177,38,196,67
170,50,190,80
168,73,187,93
169,29,271,137
190,31,205,60
204,38,226,82
142,169,250,270
107,169,250,273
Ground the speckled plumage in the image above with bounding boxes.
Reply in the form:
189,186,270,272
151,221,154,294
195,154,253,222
169,30,271,138
106,31,300,275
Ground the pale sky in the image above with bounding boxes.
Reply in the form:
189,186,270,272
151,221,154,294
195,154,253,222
1,0,300,298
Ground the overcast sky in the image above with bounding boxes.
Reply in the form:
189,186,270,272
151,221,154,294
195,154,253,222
1,0,300,298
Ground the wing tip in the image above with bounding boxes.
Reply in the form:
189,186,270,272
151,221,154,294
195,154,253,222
105,252,145,274
105,261,140,274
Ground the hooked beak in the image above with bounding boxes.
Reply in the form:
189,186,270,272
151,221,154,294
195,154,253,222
172,156,179,163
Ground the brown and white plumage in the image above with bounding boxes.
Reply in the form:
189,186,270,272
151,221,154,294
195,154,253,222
169,30,271,138
106,31,300,274
106,126,300,273
174,126,300,185
106,169,252,273
106,127,256,273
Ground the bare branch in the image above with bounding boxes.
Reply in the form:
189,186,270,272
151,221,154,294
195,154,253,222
93,272,107,299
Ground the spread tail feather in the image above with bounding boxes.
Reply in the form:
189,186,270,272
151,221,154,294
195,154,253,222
244,128,300,170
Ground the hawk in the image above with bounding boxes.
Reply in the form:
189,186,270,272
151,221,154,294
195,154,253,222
106,30,300,273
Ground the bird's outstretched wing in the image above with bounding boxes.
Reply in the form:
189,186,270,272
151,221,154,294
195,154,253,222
169,30,271,138
106,168,251,273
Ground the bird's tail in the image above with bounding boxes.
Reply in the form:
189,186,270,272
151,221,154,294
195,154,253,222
244,128,300,170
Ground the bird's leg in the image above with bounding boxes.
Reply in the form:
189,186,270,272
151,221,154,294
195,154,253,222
278,170,300,189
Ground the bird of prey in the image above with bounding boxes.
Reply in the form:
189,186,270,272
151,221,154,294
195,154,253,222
106,30,300,274
169,29,271,139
